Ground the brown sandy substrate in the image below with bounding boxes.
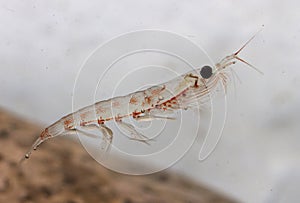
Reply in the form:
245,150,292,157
0,108,238,203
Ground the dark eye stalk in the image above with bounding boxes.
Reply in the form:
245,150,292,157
200,65,212,79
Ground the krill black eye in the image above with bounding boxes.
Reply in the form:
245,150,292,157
200,65,212,79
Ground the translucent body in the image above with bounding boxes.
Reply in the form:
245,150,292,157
21,33,262,162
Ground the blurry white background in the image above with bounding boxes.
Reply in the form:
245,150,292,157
1,0,300,202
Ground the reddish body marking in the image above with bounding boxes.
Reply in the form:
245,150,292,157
130,96,138,105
